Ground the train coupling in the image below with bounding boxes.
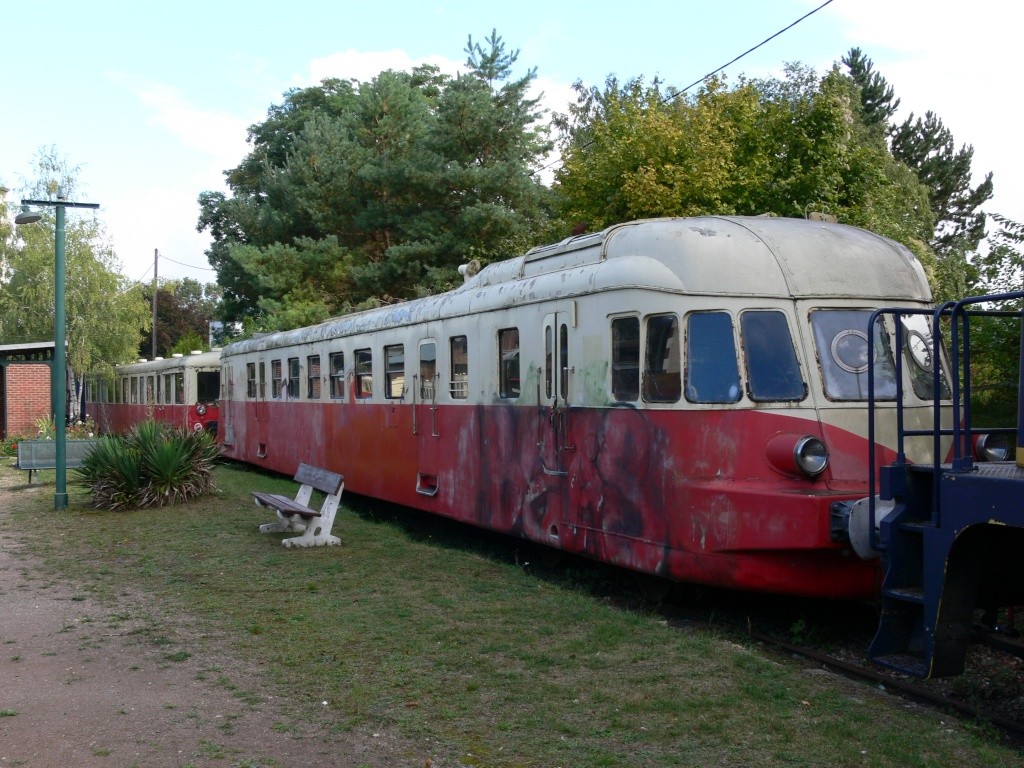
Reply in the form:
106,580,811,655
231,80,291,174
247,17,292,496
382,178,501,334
830,496,896,559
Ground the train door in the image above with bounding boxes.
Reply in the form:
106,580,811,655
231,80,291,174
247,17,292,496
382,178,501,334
221,363,234,445
533,308,575,543
539,309,574,476
255,358,269,457
414,338,441,497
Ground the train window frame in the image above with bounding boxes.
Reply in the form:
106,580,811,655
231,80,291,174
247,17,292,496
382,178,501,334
174,372,185,405
146,375,155,405
307,354,321,400
611,316,640,402
163,373,172,404
385,344,405,399
642,313,681,404
685,311,741,404
740,310,807,402
329,351,346,400
419,341,437,401
449,335,469,400
498,328,520,399
246,363,257,399
130,377,138,404
258,361,266,400
355,348,373,399
271,359,284,399
810,309,897,401
287,357,300,398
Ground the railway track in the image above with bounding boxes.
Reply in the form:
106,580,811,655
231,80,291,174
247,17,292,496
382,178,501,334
647,587,1024,747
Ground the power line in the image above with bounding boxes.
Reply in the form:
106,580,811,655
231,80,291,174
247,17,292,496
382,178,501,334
539,0,837,175
134,253,216,283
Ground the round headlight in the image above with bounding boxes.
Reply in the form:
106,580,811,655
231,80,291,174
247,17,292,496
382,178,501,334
975,432,1013,462
794,436,829,477
196,404,207,416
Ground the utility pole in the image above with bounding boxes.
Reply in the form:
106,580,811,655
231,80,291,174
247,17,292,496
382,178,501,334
151,248,158,358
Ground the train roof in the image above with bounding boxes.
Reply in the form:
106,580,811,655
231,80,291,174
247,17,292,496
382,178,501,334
222,216,932,356
115,350,222,374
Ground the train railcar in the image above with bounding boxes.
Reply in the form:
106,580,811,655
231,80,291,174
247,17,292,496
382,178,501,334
86,350,221,435
866,291,1024,677
218,215,954,600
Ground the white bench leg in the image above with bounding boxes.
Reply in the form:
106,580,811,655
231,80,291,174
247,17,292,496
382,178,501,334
281,492,342,548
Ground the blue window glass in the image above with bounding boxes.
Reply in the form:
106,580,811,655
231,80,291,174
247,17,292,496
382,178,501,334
740,311,806,401
686,312,740,403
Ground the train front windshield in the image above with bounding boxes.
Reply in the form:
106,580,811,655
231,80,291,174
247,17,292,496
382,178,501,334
810,309,950,403
197,371,220,404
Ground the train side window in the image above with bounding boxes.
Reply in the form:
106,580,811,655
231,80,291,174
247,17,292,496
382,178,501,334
307,355,321,399
643,314,681,403
271,360,284,398
740,311,806,401
385,344,405,399
498,328,520,399
130,377,138,404
419,342,436,400
329,352,345,399
611,317,640,401
355,348,373,398
163,374,172,404
686,312,740,403
450,335,468,400
174,373,185,404
246,363,257,399
258,361,266,399
810,310,896,401
145,375,155,405
287,357,300,398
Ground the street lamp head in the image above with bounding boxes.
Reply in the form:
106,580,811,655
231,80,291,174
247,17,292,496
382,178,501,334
14,204,42,225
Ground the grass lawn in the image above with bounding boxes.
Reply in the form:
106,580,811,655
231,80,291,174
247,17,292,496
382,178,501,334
2,460,1020,767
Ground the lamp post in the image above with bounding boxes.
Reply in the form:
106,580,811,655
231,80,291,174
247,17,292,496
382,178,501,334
15,196,100,510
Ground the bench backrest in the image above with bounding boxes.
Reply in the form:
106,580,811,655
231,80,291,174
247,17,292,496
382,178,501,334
294,463,344,496
16,439,100,468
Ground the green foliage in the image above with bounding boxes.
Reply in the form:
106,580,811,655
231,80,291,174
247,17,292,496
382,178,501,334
199,31,553,330
140,278,221,359
75,420,220,510
0,148,151,379
553,66,935,248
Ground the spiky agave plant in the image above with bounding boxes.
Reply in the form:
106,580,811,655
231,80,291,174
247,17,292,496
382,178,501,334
76,421,220,510
75,435,144,510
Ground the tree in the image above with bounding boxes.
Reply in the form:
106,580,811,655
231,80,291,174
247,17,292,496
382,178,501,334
198,31,553,330
840,48,994,260
139,278,221,359
842,47,900,128
890,111,994,256
553,65,934,248
0,148,151,417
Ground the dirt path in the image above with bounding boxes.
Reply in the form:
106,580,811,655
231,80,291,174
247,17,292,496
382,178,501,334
0,469,388,767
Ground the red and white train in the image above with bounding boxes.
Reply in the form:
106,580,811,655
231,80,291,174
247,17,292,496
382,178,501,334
87,350,221,435
210,215,956,599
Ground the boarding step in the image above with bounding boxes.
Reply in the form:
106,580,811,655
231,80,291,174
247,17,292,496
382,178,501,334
883,586,925,604
873,652,928,677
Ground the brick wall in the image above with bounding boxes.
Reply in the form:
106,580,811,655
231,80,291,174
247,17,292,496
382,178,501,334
3,364,52,438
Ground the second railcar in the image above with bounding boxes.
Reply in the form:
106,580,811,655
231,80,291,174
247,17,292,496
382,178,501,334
218,216,950,599
87,351,221,435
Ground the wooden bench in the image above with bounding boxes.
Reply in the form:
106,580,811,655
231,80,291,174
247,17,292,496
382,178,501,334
252,463,345,548
14,439,100,483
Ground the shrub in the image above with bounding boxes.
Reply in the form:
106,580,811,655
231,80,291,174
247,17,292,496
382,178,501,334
75,420,220,510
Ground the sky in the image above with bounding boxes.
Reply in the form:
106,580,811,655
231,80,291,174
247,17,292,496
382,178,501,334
3,0,1021,287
